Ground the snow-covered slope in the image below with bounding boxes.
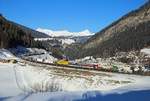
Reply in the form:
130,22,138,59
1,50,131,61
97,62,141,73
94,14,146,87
36,28,94,37
0,49,17,60
60,38,75,45
35,38,75,45
1,62,150,101
28,53,57,63
35,28,93,45
22,65,150,92
10,46,48,56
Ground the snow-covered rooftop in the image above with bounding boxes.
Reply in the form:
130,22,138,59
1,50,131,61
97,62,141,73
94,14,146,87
141,48,150,55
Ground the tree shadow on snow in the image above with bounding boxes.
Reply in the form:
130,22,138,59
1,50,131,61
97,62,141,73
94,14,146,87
0,96,12,101
0,93,31,101
74,90,150,101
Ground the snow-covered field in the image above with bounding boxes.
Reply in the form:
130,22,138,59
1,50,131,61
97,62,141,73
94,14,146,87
0,49,150,101
15,63,150,92
0,63,23,97
0,62,150,101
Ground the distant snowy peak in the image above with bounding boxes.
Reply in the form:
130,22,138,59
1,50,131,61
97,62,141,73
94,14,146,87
36,28,94,37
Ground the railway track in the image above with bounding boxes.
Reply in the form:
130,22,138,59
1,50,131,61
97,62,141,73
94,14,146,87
20,57,150,76
22,58,96,72
20,58,132,75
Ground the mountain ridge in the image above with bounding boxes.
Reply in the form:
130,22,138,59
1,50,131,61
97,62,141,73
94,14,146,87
36,28,94,37
78,1,150,58
0,14,49,48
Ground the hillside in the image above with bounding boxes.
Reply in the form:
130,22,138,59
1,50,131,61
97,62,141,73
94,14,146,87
13,23,49,38
80,1,150,58
0,14,49,48
0,15,49,38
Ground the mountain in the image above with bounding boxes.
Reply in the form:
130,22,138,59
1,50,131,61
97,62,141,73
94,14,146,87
36,28,94,37
79,1,150,58
0,15,49,38
13,23,49,38
0,14,49,48
36,28,93,45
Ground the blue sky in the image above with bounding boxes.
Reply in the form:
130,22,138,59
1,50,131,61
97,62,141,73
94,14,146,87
0,0,147,32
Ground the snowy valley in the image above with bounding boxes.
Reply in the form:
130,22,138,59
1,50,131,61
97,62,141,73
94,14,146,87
0,48,150,101
1,1,150,101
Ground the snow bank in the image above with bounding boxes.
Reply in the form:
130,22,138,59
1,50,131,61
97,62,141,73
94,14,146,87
0,49,17,60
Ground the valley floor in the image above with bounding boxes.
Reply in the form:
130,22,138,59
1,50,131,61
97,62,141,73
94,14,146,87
0,62,150,101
